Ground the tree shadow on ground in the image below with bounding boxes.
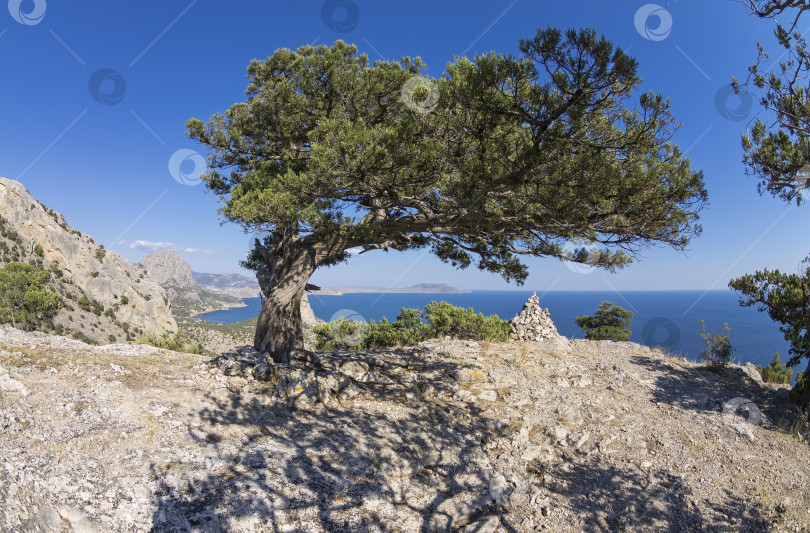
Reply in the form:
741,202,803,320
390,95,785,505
148,349,504,532
543,454,771,532
628,355,797,432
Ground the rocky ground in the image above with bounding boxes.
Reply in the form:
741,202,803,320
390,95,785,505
1,325,809,532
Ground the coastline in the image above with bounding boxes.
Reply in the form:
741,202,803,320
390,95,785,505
189,297,251,321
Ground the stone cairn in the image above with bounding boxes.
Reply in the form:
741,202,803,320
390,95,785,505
509,292,560,341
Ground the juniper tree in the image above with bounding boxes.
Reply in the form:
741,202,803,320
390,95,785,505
731,0,810,407
575,301,634,341
187,28,707,363
734,0,810,201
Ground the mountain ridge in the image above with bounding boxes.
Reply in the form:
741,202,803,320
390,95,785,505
0,177,176,344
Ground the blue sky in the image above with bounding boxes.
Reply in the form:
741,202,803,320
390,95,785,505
1,0,807,291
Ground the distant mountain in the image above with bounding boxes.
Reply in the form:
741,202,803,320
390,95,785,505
0,177,176,344
140,250,241,315
310,283,471,296
192,271,259,299
145,253,321,326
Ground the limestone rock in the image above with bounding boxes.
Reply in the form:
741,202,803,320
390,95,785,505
0,366,29,396
0,177,176,343
509,292,560,342
140,250,200,301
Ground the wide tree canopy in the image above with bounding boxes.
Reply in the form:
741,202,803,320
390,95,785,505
187,28,707,362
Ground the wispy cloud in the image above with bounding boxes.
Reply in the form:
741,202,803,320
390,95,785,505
118,240,218,255
123,239,176,251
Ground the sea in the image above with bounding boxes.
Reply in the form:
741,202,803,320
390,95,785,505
197,290,796,371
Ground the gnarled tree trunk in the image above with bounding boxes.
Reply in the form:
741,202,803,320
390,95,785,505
252,232,318,363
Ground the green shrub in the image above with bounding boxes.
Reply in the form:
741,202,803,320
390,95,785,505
95,246,106,261
314,301,510,351
120,295,129,305
699,320,735,369
790,369,809,406
33,244,44,257
756,352,793,384
139,332,203,354
143,294,151,301
49,261,63,278
108,334,116,343
78,296,91,312
72,330,97,345
574,301,634,341
0,262,61,331
423,301,510,341
313,318,365,350
91,300,104,316
362,308,434,349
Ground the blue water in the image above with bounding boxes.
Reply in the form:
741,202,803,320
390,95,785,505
197,290,795,370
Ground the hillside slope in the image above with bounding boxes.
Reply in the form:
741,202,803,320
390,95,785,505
0,325,807,532
0,177,176,344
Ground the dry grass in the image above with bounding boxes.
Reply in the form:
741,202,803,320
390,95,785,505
0,345,69,370
513,343,530,368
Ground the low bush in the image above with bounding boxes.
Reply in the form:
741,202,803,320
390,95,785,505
757,352,793,384
699,320,735,369
0,262,61,331
139,332,203,354
313,301,510,351
423,301,511,342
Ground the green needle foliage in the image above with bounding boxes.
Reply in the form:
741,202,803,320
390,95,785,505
313,301,510,350
139,332,203,355
187,28,706,361
735,1,810,203
733,2,810,411
730,260,810,370
0,262,61,332
574,301,634,341
756,352,793,384
698,320,735,370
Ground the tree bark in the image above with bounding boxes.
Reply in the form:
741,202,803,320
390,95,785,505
254,288,304,364
252,232,318,363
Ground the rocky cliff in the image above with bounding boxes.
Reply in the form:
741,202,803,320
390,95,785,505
140,250,199,301
0,177,176,344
